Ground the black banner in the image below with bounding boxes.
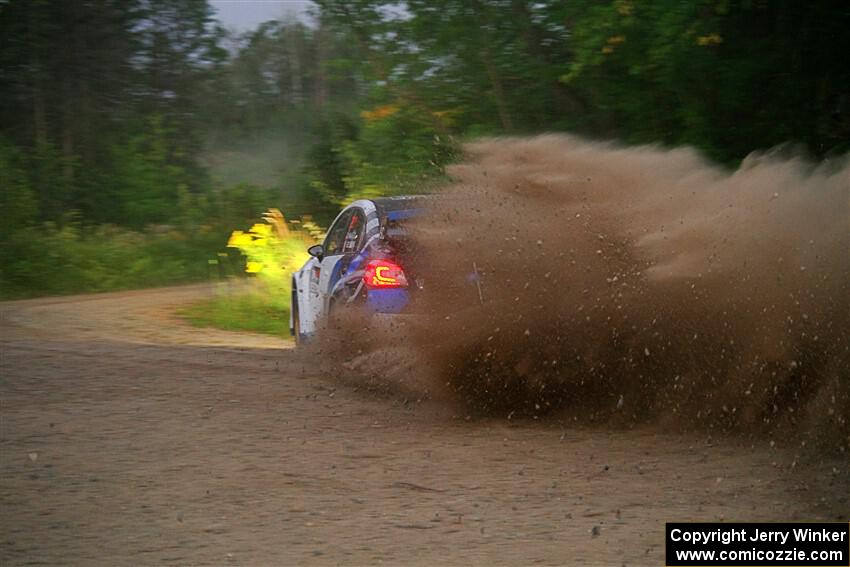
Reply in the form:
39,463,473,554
666,523,850,566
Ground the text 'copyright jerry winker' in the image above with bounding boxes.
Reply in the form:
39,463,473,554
666,523,850,566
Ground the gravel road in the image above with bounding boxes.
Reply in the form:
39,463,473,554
1,285,846,566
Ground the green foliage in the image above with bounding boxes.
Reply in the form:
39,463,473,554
302,103,458,221
0,178,279,299
0,0,222,223
110,116,194,228
0,139,38,241
0,222,216,298
343,104,457,199
315,0,849,165
301,115,359,222
179,291,291,337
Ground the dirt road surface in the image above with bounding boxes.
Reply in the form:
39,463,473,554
1,286,847,566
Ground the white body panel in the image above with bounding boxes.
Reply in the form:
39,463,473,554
292,258,322,335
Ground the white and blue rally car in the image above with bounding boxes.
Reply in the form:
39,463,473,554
290,196,426,343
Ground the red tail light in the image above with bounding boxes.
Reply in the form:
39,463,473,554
364,259,408,288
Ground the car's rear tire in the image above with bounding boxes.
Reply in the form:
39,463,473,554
326,297,341,329
326,296,361,336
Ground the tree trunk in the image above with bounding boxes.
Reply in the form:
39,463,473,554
314,25,328,109
288,27,304,108
62,120,74,181
29,6,48,146
480,45,513,131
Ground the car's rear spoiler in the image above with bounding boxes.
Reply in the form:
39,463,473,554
379,208,424,241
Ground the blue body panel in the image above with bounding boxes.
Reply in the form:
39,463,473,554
386,208,423,221
365,289,410,313
365,207,420,313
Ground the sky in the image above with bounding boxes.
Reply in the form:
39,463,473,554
209,0,315,32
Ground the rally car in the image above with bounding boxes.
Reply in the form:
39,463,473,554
289,196,426,343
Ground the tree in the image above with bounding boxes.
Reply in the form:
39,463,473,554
314,0,850,163
0,138,38,240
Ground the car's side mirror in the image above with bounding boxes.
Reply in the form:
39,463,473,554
307,244,324,260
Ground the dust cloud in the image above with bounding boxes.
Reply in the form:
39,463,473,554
338,135,850,450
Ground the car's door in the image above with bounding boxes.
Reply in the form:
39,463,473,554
319,207,366,312
313,209,351,314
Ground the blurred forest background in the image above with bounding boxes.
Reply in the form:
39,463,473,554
1,0,848,299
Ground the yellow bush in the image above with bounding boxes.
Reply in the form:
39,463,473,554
227,208,322,307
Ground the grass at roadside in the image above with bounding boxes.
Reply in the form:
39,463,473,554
178,291,291,338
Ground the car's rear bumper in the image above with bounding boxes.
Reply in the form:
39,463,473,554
364,288,410,314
